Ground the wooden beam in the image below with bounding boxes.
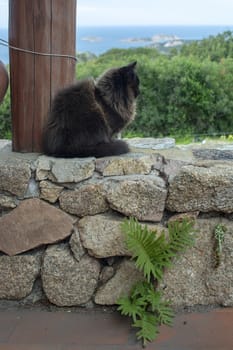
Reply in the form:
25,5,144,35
9,0,76,152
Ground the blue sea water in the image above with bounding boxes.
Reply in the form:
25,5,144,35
1,25,233,64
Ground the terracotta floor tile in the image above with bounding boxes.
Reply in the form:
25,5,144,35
7,310,130,346
0,307,232,349
147,308,233,350
0,345,61,350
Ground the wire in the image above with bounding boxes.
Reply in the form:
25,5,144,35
0,38,78,62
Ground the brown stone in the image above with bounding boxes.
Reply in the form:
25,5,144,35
0,198,75,256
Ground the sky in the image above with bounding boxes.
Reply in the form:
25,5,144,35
0,0,233,28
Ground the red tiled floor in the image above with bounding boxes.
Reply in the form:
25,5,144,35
0,307,232,349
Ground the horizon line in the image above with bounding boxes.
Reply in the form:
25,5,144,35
1,23,233,29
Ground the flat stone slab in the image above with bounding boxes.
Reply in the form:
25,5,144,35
193,148,233,160
0,198,75,256
126,137,175,150
0,139,11,151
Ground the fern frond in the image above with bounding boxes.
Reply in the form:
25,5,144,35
168,219,195,254
131,281,151,299
156,300,174,326
121,218,170,281
144,288,162,312
133,312,159,347
117,295,145,322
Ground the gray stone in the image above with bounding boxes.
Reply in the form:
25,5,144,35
0,251,41,299
0,194,17,209
36,156,95,183
51,158,95,183
0,139,11,152
99,266,115,284
0,158,31,197
193,148,233,160
69,226,86,262
166,165,233,213
36,156,53,181
127,137,175,150
78,213,167,258
158,218,233,307
152,155,190,181
105,175,167,222
0,198,75,256
59,183,108,217
78,214,131,258
24,178,40,198
94,259,144,305
40,180,63,203
42,244,101,306
21,279,47,305
95,153,155,176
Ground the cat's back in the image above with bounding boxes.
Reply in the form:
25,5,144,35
52,78,96,111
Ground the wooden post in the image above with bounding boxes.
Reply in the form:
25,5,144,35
9,0,76,152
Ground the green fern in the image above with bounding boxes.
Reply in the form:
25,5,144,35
121,218,194,282
133,313,159,347
117,294,146,322
168,220,195,254
121,219,174,281
117,280,174,347
118,217,195,347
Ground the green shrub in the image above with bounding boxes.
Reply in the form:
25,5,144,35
0,88,11,139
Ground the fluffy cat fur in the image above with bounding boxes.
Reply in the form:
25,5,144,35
42,61,139,158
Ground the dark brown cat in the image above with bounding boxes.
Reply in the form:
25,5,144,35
42,61,139,158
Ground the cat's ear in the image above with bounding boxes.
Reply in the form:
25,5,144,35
128,61,137,69
121,61,137,72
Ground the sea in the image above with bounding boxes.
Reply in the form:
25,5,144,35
1,25,233,64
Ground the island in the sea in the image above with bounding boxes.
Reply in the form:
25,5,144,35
120,34,184,49
81,36,103,43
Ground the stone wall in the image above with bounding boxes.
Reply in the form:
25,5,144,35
0,140,233,309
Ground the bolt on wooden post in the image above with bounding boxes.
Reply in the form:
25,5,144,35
9,0,77,152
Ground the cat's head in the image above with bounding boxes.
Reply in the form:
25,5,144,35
119,61,140,98
96,61,140,100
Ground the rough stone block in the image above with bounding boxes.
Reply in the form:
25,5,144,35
42,244,101,306
94,259,144,305
104,175,167,222
59,183,108,217
0,251,42,299
167,165,233,213
95,153,155,176
78,214,131,258
158,218,233,307
40,180,63,203
0,159,31,197
36,156,95,183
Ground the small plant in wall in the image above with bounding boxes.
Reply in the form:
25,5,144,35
117,217,195,347
213,223,226,268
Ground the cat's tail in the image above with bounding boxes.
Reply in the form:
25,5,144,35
81,139,130,158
